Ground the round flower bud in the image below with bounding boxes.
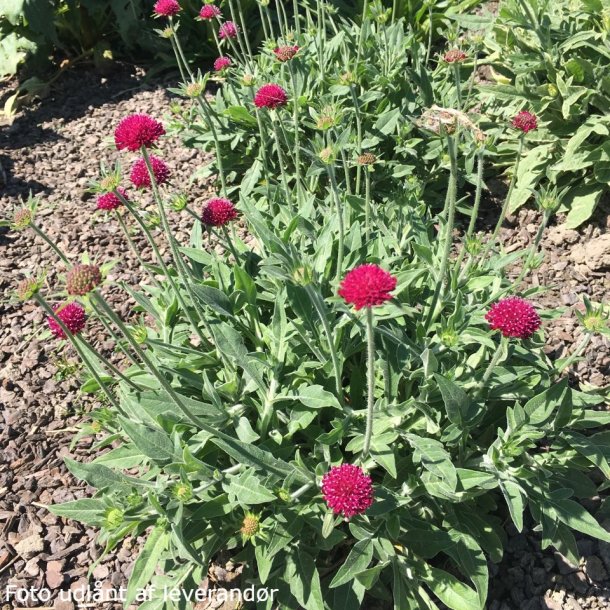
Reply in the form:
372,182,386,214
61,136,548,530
199,4,221,20
66,264,102,296
321,464,374,519
254,84,288,110
12,208,33,230
485,296,541,340
47,302,87,339
338,264,397,310
511,110,538,133
16,277,41,301
240,514,260,537
185,82,205,98
357,152,377,166
219,21,239,39
444,49,467,63
318,147,334,164
104,507,125,529
214,56,232,72
172,482,193,502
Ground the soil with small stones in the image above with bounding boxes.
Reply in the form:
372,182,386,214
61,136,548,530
1,66,609,610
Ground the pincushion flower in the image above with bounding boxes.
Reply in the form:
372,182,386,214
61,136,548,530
254,84,288,110
130,155,170,188
338,264,397,310
512,110,538,133
48,302,87,339
114,114,165,151
154,0,181,17
273,45,299,62
321,464,374,519
444,49,467,63
199,4,221,19
219,21,239,39
214,56,232,72
485,296,541,339
201,198,238,226
66,265,102,296
96,188,128,211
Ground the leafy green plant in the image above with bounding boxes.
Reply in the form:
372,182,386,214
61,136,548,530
11,2,610,610
478,0,610,227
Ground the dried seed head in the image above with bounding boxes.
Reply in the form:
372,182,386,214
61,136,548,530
240,514,260,537
66,264,102,296
185,81,205,98
318,147,334,164
357,152,377,166
12,208,33,230
16,277,41,301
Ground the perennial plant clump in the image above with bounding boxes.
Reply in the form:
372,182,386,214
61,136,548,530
16,2,610,610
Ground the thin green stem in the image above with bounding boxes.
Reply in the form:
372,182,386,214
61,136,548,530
355,0,370,72
36,294,123,413
271,115,293,212
365,168,372,242
327,164,345,283
482,135,525,260
31,223,69,265
350,85,364,194
555,334,592,375
474,336,508,398
288,63,304,205
453,63,462,111
362,307,376,460
170,21,194,81
115,211,162,289
293,0,301,35
168,35,188,82
424,133,458,330
512,210,551,288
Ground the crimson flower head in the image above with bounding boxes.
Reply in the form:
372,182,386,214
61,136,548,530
114,114,165,151
444,49,467,63
66,265,102,296
199,4,221,19
130,155,170,189
273,45,299,62
96,188,128,212
321,464,374,520
512,110,537,133
48,302,87,339
154,0,181,17
214,56,232,72
201,198,238,227
254,84,288,110
339,264,397,310
219,21,239,39
485,296,541,339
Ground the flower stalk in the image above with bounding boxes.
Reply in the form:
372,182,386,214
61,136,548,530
362,307,376,459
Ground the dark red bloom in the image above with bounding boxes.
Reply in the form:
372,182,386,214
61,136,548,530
444,49,467,63
48,302,87,339
254,84,288,110
338,264,397,310
66,265,102,296
485,296,541,339
214,56,232,71
219,21,238,39
512,110,538,133
96,188,128,212
201,198,238,226
154,0,181,17
321,464,374,519
114,114,165,152
199,4,221,19
130,155,170,189
273,45,299,62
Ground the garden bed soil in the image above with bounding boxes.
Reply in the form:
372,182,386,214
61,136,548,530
0,66,609,610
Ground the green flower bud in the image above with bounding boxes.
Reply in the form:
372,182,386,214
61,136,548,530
104,507,124,529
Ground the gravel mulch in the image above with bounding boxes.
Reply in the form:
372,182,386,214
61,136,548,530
0,66,609,610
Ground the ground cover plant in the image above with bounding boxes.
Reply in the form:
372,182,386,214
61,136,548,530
8,0,610,609
476,0,610,227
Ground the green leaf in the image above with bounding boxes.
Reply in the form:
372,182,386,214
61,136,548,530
285,551,325,610
64,458,154,491
563,431,610,478
434,374,476,427
291,384,342,410
329,539,374,588
47,499,108,527
523,378,568,425
223,105,257,126
224,469,277,505
564,185,604,229
405,434,457,491
500,481,525,532
191,284,234,317
125,525,169,605
422,565,481,610
547,497,610,542
117,417,177,465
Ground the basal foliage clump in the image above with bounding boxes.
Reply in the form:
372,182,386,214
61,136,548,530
10,1,610,609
